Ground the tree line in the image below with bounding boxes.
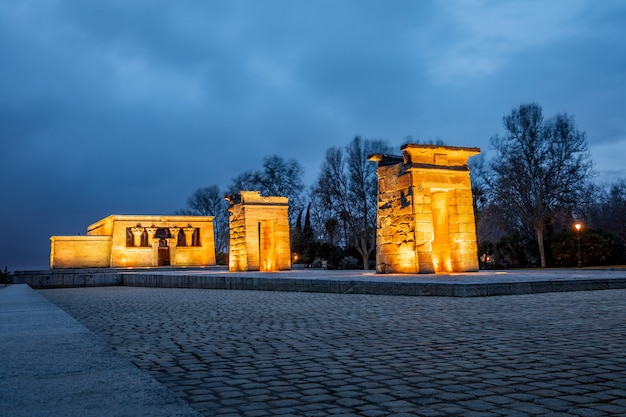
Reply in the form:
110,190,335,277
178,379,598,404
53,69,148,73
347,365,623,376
178,103,626,269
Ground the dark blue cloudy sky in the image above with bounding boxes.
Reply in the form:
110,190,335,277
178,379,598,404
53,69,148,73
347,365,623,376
2,0,626,270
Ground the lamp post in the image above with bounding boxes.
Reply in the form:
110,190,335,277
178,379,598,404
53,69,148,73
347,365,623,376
574,222,582,268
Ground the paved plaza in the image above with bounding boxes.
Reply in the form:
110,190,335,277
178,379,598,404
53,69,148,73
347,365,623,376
40,286,626,417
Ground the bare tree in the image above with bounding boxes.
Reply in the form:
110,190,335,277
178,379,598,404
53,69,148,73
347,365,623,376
176,185,229,254
588,180,626,244
488,103,593,267
314,146,350,246
469,153,488,222
229,155,305,223
471,153,508,248
312,136,392,269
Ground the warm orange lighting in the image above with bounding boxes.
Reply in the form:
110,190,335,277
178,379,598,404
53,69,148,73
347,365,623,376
395,245,417,273
370,144,480,274
574,221,583,268
226,191,291,272
50,215,216,269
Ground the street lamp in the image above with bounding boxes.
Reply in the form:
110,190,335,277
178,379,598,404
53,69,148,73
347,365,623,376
574,222,582,268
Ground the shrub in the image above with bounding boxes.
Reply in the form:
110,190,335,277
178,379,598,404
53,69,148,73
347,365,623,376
0,267,12,285
338,256,361,270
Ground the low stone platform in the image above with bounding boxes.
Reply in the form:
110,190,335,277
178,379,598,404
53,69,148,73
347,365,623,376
13,267,626,297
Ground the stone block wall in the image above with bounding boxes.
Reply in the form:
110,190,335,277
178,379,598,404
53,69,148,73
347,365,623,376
370,144,480,274
50,236,111,269
228,202,248,271
226,191,291,272
50,215,216,269
375,162,418,273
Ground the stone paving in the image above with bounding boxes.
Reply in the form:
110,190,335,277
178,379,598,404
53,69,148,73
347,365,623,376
41,287,626,417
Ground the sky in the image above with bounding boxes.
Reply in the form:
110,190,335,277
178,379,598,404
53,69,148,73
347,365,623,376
2,0,626,271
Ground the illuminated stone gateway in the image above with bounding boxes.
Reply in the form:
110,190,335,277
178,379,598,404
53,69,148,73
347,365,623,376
226,191,291,272
369,144,480,274
50,215,216,269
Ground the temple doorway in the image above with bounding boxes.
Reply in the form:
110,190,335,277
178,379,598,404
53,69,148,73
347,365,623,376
226,191,291,272
431,191,452,273
258,220,276,272
158,238,170,266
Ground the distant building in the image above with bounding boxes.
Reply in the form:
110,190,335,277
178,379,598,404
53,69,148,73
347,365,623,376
369,144,480,274
226,191,291,272
50,215,216,269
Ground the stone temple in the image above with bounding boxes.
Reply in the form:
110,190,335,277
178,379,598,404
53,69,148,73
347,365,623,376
226,191,291,272
49,145,481,275
50,215,216,268
369,144,480,274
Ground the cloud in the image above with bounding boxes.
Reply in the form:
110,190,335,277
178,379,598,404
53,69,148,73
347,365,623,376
590,137,626,183
428,0,589,82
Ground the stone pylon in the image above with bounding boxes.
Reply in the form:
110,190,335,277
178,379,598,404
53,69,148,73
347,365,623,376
369,144,480,274
226,191,291,272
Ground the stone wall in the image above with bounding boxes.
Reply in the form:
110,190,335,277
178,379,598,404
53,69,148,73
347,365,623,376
370,144,480,274
50,236,112,269
226,191,291,272
375,161,418,273
13,269,122,288
50,215,216,269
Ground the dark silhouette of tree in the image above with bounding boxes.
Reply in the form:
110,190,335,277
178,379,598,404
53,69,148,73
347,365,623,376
589,180,626,244
303,203,314,242
229,155,305,223
488,103,593,267
551,227,624,267
312,136,392,269
324,218,339,246
291,204,316,264
291,208,304,256
0,266,12,285
469,153,488,220
176,185,229,255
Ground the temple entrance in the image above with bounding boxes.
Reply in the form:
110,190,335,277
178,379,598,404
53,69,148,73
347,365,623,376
369,144,480,274
431,191,452,273
158,238,170,266
226,191,291,272
258,220,276,272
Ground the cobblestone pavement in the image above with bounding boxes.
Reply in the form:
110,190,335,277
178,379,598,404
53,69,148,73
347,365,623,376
41,287,626,417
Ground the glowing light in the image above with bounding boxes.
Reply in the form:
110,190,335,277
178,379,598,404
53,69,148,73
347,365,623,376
574,221,583,268
370,144,480,274
226,191,291,272
50,215,216,269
